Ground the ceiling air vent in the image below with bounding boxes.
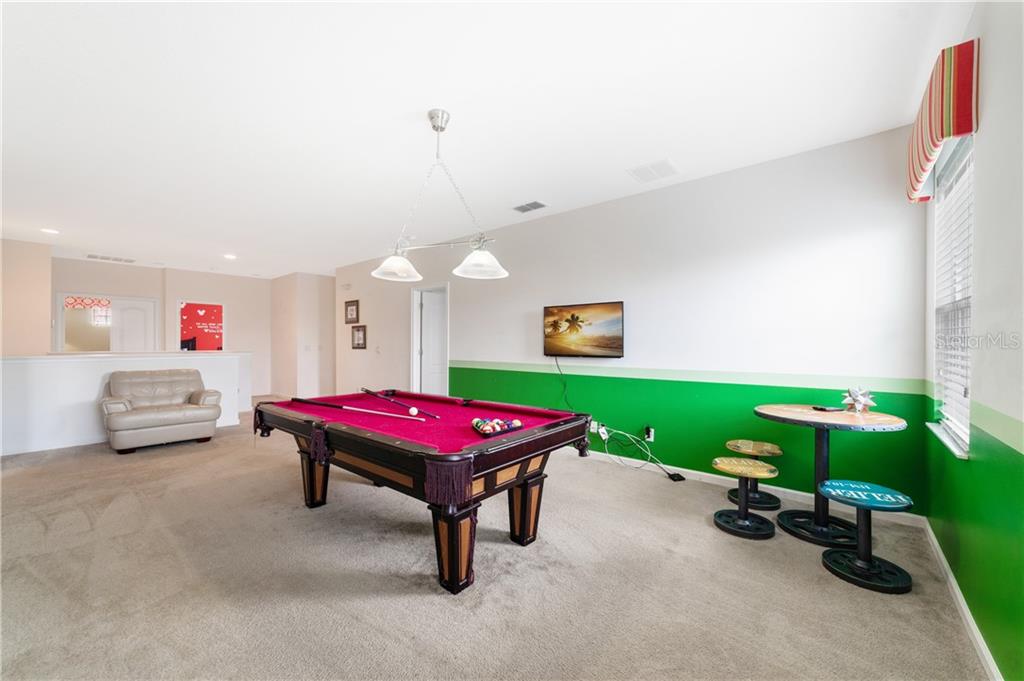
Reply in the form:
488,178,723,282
86,254,136,264
627,159,678,184
513,201,546,214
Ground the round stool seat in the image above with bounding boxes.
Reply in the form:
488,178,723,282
725,439,783,457
724,441,783,510
818,480,913,512
712,457,778,479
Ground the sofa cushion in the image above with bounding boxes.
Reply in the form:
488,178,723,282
108,369,205,407
106,404,221,431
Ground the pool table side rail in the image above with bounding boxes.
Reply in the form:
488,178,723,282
254,401,591,507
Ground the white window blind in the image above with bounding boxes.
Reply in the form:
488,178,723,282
934,135,974,451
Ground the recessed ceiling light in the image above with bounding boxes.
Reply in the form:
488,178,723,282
223,254,237,260
40,228,60,235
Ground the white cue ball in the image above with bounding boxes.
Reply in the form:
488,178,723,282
409,407,419,416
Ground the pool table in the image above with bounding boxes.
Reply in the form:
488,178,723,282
254,390,591,594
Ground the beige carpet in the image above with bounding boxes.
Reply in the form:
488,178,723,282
2,423,985,680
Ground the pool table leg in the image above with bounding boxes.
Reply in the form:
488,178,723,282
298,451,330,508
508,474,547,546
429,503,480,595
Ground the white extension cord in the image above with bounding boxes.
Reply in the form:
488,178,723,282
594,421,680,478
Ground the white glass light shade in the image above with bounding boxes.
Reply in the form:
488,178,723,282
452,248,509,279
371,254,423,282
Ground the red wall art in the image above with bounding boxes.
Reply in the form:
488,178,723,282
180,302,223,351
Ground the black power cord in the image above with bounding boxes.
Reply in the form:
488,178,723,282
553,356,576,411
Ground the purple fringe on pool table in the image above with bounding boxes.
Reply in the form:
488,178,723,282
424,458,473,506
309,427,331,465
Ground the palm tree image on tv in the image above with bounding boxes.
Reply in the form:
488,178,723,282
543,302,623,357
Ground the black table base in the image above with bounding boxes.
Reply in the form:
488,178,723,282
776,509,857,548
714,509,776,540
727,486,781,511
822,549,912,594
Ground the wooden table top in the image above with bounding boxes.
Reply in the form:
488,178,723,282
754,404,907,432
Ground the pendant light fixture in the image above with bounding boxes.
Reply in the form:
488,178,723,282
371,109,509,282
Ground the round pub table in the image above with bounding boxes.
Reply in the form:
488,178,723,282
753,404,907,548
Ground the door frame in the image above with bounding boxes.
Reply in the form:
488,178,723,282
409,283,450,394
53,292,161,353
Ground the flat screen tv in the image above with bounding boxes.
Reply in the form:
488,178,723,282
543,301,624,358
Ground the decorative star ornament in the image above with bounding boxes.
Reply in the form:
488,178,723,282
842,387,876,413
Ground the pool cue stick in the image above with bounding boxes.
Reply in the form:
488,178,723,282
360,388,441,419
292,398,426,422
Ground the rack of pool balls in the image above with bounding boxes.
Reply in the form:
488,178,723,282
472,417,523,437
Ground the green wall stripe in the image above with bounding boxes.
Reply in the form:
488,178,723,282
450,364,1022,679
971,401,1024,455
450,365,931,513
449,359,928,395
453,360,1024,454
927,424,1024,680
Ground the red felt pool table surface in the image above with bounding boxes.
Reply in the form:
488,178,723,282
271,391,575,454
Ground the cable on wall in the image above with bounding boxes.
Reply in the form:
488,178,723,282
552,356,683,483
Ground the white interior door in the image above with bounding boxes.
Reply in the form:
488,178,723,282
110,298,156,352
419,288,448,395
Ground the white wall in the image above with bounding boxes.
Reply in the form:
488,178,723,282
959,2,1022,426
1,240,53,356
336,127,925,392
1,352,249,455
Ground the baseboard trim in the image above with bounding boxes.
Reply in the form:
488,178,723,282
589,451,927,527
923,522,1002,680
585,450,999,679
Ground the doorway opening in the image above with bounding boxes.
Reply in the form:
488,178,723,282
411,285,449,395
54,293,158,353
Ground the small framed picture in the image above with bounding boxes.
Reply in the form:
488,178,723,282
344,300,360,324
352,325,367,350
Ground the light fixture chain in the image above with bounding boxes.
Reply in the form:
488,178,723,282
437,158,483,234
397,160,440,248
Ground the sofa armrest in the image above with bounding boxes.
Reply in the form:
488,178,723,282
190,389,222,406
100,397,132,415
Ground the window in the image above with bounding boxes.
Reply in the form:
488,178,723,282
91,306,112,327
934,135,974,451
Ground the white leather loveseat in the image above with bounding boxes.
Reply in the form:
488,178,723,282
100,369,222,454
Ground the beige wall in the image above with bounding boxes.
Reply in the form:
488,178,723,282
270,274,298,396
164,268,272,395
272,272,335,397
45,257,275,394
1,240,52,356
52,257,163,300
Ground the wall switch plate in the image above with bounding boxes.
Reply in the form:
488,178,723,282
644,426,655,442
589,420,599,433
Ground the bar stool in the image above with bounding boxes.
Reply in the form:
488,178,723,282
712,457,778,540
725,439,783,510
818,480,913,594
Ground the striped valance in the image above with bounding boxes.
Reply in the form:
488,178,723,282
906,38,979,203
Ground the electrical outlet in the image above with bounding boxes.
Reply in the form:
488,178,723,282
644,425,655,442
589,420,599,434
